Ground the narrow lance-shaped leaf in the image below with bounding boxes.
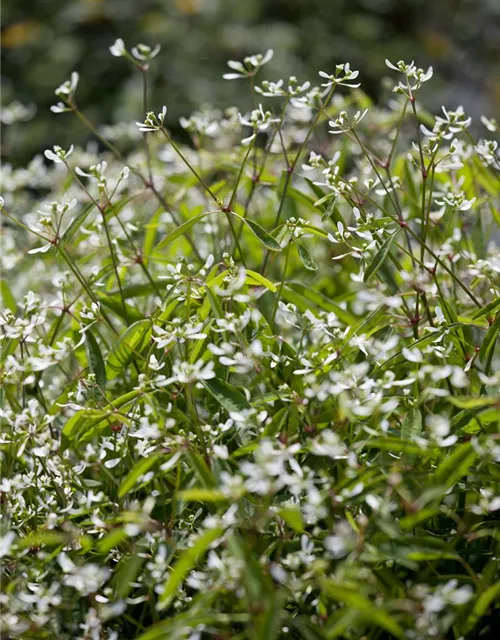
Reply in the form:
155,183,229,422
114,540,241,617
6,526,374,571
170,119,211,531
155,210,218,252
202,377,251,414
179,489,227,502
240,217,281,251
245,269,277,292
85,330,106,388
112,553,146,599
363,231,397,282
447,396,500,410
59,203,95,248
159,527,223,608
464,582,500,633
321,580,405,639
118,452,163,498
106,319,151,379
0,279,16,314
401,407,422,440
472,296,500,321
430,441,477,489
479,312,500,363
296,242,318,271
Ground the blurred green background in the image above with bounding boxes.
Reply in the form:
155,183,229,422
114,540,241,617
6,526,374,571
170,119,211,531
2,0,500,166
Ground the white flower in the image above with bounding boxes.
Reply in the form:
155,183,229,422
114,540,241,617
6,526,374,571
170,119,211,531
385,59,433,93
155,359,216,386
319,63,360,89
50,101,72,114
153,321,206,349
328,109,368,135
131,43,161,61
255,76,310,98
480,115,497,132
59,554,110,595
44,144,74,163
238,104,280,144
0,101,36,124
324,521,356,558
402,347,424,363
110,38,126,57
0,531,16,558
223,49,274,80
475,139,499,166
310,430,348,459
54,72,79,98
136,106,167,132
28,242,52,255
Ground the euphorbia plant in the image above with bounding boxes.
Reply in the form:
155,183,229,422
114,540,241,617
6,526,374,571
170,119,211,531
1,39,499,640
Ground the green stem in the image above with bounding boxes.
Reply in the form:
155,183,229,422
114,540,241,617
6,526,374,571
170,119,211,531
161,127,219,205
229,136,256,210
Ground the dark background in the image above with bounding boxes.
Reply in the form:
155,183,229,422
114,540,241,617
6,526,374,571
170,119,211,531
2,0,500,166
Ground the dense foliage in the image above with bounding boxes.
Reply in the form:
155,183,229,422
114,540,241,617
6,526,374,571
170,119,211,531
1,41,500,639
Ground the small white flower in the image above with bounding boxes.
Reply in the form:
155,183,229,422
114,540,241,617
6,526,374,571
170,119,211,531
402,347,424,363
54,72,79,98
223,49,274,80
480,115,497,132
110,38,126,57
44,144,74,163
319,63,360,89
136,106,167,132
131,43,161,61
0,531,16,558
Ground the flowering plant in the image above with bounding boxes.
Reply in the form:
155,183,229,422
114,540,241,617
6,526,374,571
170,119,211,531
1,41,499,640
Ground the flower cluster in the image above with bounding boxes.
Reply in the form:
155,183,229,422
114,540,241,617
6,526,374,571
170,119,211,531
1,44,499,640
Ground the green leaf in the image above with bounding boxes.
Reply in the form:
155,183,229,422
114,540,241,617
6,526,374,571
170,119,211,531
106,319,151,379
430,441,477,489
112,553,146,599
85,330,106,388
159,527,223,608
179,489,227,502
464,583,500,633
399,507,438,530
401,408,422,440
62,409,109,442
302,224,329,238
202,377,251,414
278,507,304,532
62,389,143,447
471,297,500,320
322,197,344,223
97,527,128,554
118,452,162,498
0,279,16,313
155,210,217,252
359,437,427,456
283,282,355,324
143,206,164,260
321,581,404,639
297,242,318,271
59,203,94,247
241,218,281,251
137,614,250,640
245,269,277,292
363,232,397,282
447,396,500,410
186,451,215,488
479,312,500,363
96,291,144,324
16,530,68,549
